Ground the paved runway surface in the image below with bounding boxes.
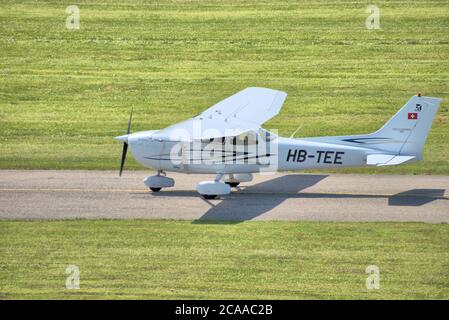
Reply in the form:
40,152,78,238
0,170,448,222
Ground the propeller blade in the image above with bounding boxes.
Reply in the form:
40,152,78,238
119,142,128,176
127,107,133,134
119,108,133,176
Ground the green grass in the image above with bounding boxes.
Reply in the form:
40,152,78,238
1,220,448,299
0,0,448,173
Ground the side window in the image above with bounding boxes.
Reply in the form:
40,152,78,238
236,132,257,145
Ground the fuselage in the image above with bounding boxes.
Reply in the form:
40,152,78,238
126,130,371,174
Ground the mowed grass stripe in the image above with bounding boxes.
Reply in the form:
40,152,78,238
0,0,448,172
0,220,448,299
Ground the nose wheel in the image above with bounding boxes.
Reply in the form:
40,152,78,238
144,171,174,192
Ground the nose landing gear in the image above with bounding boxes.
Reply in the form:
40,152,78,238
144,171,175,192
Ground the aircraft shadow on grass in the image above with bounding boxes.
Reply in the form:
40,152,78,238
141,175,446,224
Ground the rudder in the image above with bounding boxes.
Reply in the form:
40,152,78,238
366,95,441,159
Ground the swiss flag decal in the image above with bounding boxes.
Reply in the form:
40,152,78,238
408,112,418,120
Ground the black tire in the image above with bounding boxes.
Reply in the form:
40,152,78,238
203,194,217,200
150,187,162,192
225,182,240,188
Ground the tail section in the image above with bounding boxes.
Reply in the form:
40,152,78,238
302,95,442,164
366,95,441,159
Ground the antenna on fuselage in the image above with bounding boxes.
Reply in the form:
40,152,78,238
289,124,302,138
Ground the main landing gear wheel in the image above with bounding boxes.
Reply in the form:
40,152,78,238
224,173,252,188
225,182,240,188
197,174,231,199
150,187,162,192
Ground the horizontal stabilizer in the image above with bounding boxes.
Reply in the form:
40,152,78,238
367,154,416,166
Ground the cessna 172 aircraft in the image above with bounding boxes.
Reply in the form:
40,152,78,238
116,87,441,199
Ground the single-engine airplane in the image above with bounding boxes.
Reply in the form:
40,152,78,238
116,87,441,199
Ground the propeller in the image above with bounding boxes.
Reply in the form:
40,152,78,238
118,108,133,176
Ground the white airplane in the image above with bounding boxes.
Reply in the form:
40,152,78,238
116,87,441,199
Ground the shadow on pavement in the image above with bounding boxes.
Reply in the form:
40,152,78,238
193,174,328,224
131,176,446,223
388,189,446,206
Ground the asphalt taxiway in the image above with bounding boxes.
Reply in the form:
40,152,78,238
0,170,448,222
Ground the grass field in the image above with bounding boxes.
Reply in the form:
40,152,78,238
2,1,447,301
0,0,448,173
1,220,448,299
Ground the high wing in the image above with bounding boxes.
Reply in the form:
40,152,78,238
151,87,287,141
199,87,288,126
